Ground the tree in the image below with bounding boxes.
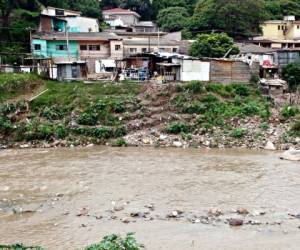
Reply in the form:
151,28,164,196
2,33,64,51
282,62,300,91
101,0,120,9
157,7,189,32
152,0,197,18
187,0,266,38
68,0,101,19
188,33,239,58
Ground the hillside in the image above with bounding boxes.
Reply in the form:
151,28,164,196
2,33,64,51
0,73,299,150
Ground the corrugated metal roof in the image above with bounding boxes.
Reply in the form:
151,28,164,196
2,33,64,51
123,39,179,46
236,43,275,54
102,8,140,18
33,32,122,41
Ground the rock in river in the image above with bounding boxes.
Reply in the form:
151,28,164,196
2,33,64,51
280,149,300,162
228,218,244,226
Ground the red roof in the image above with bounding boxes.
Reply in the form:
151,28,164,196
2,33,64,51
102,8,140,17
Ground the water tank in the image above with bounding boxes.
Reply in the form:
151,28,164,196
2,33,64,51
284,16,296,21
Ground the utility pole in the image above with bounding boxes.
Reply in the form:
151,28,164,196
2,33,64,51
157,27,160,53
66,26,70,61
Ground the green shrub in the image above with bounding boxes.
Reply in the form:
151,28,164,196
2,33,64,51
233,84,250,96
280,105,299,121
112,138,127,147
291,117,300,134
112,101,126,113
240,102,260,116
114,126,127,137
0,243,43,250
41,106,64,121
176,81,205,94
182,102,206,114
0,117,13,134
84,233,143,250
165,122,190,134
77,112,98,126
55,124,68,139
201,93,218,103
230,128,247,138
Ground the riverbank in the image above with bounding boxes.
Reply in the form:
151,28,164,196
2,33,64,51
1,147,300,249
0,73,299,150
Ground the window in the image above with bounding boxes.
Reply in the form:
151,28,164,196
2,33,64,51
89,45,100,51
130,48,137,53
282,25,285,30
278,25,281,30
172,48,177,53
297,25,300,29
34,44,41,51
56,45,67,50
55,9,65,16
142,48,147,53
159,48,165,52
115,45,121,51
80,45,87,51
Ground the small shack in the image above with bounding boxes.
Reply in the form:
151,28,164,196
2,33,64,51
56,60,87,81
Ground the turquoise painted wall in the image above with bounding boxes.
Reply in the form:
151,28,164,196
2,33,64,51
47,40,79,58
51,19,66,32
32,39,48,58
32,39,79,59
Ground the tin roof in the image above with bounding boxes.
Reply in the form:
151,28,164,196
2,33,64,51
33,32,122,41
102,8,140,18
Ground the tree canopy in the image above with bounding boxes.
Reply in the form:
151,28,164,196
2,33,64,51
188,33,239,58
157,7,189,32
187,0,266,37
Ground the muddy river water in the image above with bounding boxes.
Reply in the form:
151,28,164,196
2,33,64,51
0,147,300,249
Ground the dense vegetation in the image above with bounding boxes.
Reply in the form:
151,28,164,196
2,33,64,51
0,73,140,147
2,0,300,55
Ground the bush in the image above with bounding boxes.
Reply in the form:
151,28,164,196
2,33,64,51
0,243,43,250
84,233,143,250
230,128,247,138
280,105,299,121
176,81,205,94
291,117,300,134
233,84,250,96
182,102,207,114
114,126,127,137
112,138,127,147
112,101,126,113
41,106,64,121
55,124,68,139
0,116,13,135
165,122,190,134
77,112,98,126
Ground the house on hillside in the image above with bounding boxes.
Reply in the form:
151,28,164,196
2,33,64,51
234,43,275,66
32,32,123,78
252,16,300,49
102,8,157,32
39,6,99,33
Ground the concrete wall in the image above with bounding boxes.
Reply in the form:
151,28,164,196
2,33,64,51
41,7,80,17
124,45,179,56
65,17,99,32
172,59,210,82
104,14,139,26
275,51,300,68
32,39,48,58
47,40,78,58
110,40,124,59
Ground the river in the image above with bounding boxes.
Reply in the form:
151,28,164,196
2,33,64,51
0,147,299,249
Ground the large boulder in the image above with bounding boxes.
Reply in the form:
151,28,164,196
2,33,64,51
280,149,300,162
264,141,276,150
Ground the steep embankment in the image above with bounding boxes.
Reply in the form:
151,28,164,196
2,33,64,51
0,73,299,150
